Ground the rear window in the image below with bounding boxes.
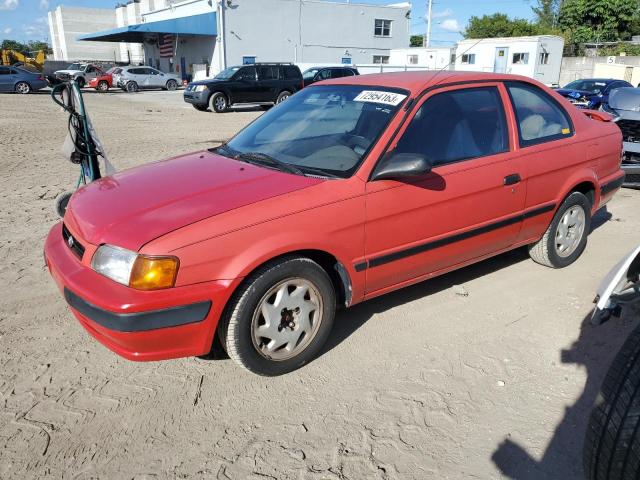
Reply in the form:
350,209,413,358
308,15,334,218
283,65,301,80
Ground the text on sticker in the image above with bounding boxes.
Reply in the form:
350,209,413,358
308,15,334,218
354,90,407,106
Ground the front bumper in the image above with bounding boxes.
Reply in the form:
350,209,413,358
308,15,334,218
622,159,640,188
183,89,209,106
44,222,235,361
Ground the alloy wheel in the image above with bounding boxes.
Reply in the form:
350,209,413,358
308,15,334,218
555,205,586,258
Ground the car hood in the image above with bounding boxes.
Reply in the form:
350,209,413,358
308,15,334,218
191,78,227,86
65,151,323,251
609,88,640,112
556,88,600,99
55,69,82,75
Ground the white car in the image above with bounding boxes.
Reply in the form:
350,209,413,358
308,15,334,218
115,66,181,92
54,63,103,88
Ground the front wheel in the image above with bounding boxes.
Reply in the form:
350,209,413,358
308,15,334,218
209,92,228,113
219,257,336,376
15,81,31,94
97,80,109,92
584,321,640,480
528,191,591,268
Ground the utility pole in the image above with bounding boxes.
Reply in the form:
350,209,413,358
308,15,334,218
425,0,433,48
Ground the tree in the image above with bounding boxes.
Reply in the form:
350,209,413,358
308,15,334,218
410,34,424,47
464,13,542,39
558,0,639,43
531,0,560,29
0,39,51,54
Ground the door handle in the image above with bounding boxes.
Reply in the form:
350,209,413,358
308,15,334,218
504,173,521,186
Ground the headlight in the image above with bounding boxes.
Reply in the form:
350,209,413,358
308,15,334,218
91,244,179,290
193,85,208,92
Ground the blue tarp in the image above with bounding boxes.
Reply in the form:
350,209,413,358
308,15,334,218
77,12,216,42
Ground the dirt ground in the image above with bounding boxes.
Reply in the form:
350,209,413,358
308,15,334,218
1,89,639,480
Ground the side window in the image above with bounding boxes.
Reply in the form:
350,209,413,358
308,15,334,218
258,66,278,80
148,68,160,75
394,87,509,167
0,67,10,75
506,82,572,147
318,69,331,80
236,67,257,81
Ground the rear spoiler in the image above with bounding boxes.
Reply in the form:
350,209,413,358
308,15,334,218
582,109,614,122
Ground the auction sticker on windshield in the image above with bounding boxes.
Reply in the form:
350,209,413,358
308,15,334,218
354,90,407,106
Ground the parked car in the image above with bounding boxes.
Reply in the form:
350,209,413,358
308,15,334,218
602,87,640,188
183,63,303,112
115,66,181,92
54,63,104,88
584,244,640,480
556,78,633,109
87,67,120,93
0,65,47,93
45,72,625,376
302,66,359,87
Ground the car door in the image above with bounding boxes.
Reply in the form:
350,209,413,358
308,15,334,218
256,65,280,102
231,66,258,103
363,83,526,294
0,66,14,92
149,68,166,88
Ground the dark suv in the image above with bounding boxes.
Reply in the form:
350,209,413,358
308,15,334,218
302,66,359,87
184,63,303,113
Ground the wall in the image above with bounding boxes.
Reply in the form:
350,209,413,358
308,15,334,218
221,0,410,69
143,35,217,77
388,47,453,69
48,6,120,62
559,56,640,86
115,4,144,64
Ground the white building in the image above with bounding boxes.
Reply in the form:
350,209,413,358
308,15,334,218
388,47,454,70
78,0,411,80
454,35,564,86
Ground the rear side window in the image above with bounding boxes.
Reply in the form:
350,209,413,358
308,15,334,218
506,82,572,147
283,65,301,79
258,66,279,80
394,87,509,167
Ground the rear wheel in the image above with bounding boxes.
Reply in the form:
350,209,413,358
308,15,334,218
166,79,178,91
97,80,109,92
210,92,228,113
125,81,139,93
276,90,291,104
15,81,31,94
584,321,640,480
218,257,336,376
528,191,591,268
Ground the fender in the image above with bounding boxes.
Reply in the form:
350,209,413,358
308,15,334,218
555,168,599,214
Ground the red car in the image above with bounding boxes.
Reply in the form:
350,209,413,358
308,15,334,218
45,71,625,375
87,67,118,92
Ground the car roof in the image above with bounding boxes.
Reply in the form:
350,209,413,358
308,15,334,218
319,71,538,95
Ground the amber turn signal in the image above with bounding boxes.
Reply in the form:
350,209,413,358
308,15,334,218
129,255,179,290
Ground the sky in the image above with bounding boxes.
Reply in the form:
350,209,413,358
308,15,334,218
0,0,536,45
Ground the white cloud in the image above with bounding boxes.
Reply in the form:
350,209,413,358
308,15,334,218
439,18,461,32
431,8,453,20
3,27,12,35
39,0,49,9
0,0,19,11
23,17,48,38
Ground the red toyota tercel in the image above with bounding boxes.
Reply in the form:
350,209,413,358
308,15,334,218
45,71,625,375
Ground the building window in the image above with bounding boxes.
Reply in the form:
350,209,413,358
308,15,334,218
539,52,550,65
374,19,392,37
242,56,256,65
373,55,390,64
407,54,418,65
461,54,475,65
512,53,529,64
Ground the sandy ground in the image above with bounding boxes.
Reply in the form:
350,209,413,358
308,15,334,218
0,89,639,480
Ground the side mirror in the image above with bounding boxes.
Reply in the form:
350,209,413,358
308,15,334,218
372,152,432,181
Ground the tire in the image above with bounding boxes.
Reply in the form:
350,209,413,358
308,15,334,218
209,92,228,113
55,192,73,218
14,81,31,94
125,81,139,93
276,90,291,104
192,104,209,112
76,77,85,88
166,79,178,91
584,322,640,480
528,191,591,268
218,256,336,376
96,80,109,92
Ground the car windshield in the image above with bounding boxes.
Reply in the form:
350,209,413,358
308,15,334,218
218,85,408,178
564,80,607,94
303,68,319,80
215,67,241,80
67,63,82,70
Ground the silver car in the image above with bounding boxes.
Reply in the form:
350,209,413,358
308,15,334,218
602,88,640,188
115,66,181,92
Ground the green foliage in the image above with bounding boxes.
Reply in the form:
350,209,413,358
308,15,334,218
598,44,640,56
410,35,424,47
558,0,639,43
532,0,560,29
464,13,550,39
0,39,51,54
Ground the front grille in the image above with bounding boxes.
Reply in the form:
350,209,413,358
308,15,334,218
62,224,85,260
56,73,71,81
625,173,640,185
617,120,640,143
622,154,640,166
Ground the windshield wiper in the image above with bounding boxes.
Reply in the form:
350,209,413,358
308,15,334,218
235,152,304,176
209,143,238,158
297,165,342,179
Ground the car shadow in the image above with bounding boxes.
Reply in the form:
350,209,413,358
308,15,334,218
491,304,639,479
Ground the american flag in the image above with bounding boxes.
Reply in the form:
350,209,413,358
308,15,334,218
159,34,174,58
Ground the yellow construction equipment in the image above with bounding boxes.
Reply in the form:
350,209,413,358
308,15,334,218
0,49,46,71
